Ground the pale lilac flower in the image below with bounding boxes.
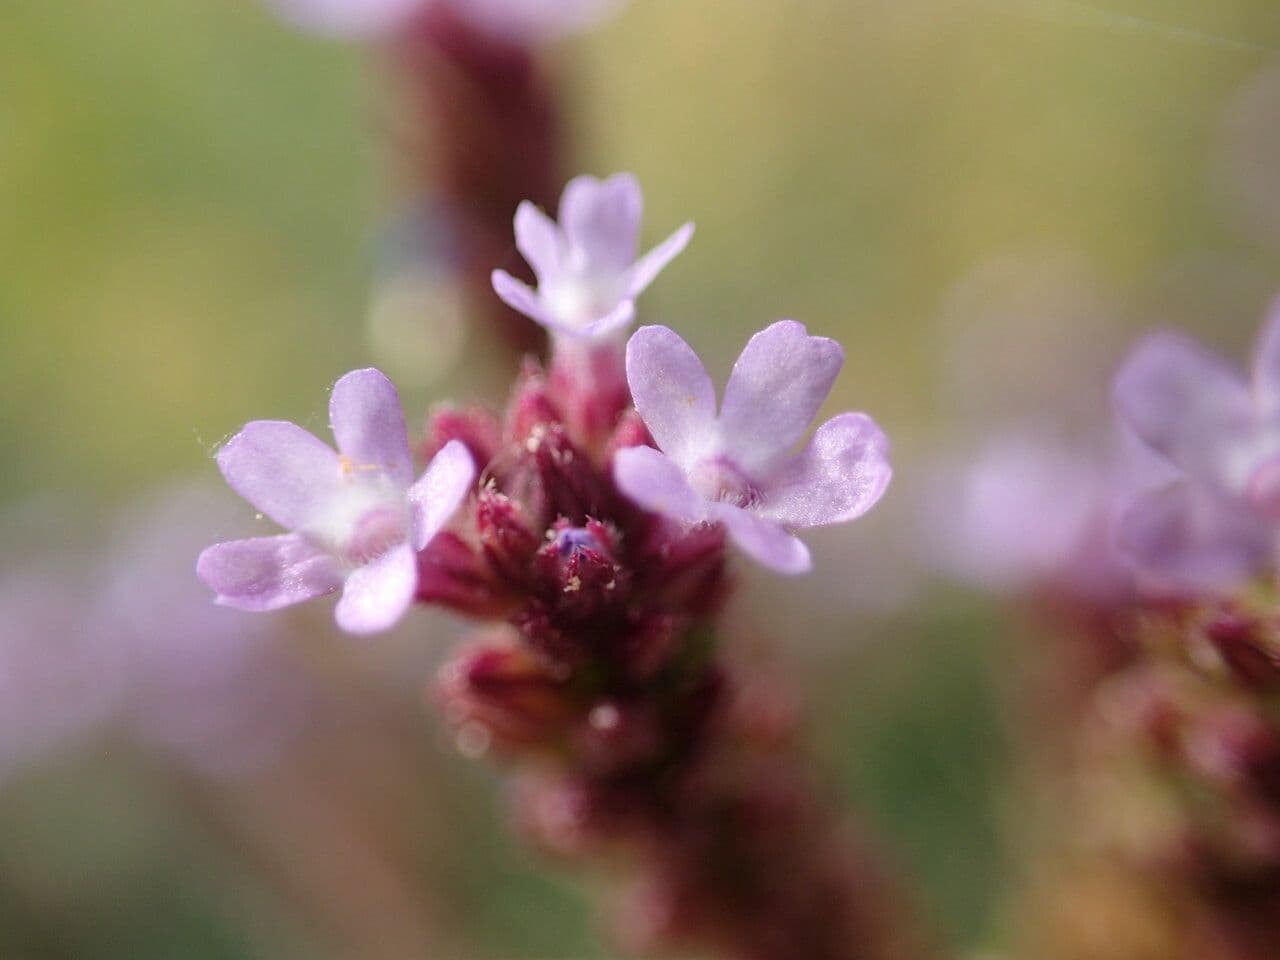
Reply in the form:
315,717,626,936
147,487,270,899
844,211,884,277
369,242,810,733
452,0,623,44
269,0,622,44
269,0,423,37
491,173,694,341
933,429,1172,600
1113,302,1280,589
198,368,475,634
940,435,1109,594
613,322,892,574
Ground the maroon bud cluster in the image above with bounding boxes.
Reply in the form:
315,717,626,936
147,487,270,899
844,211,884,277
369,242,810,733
414,350,927,959
1076,601,1280,959
424,358,727,683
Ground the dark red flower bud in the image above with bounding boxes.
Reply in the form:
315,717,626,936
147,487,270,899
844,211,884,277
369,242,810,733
437,639,575,753
506,360,562,443
532,522,628,620
640,522,729,616
422,404,502,473
475,489,540,587
604,409,652,462
511,605,579,666
528,423,610,524
1205,612,1280,692
415,531,513,618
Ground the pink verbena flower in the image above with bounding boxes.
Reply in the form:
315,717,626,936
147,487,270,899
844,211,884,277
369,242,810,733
269,0,623,43
613,321,892,574
491,173,694,341
197,368,475,634
1113,301,1280,589
934,428,1172,601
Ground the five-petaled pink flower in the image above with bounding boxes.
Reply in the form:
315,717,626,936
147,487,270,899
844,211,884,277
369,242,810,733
491,173,694,341
613,321,892,574
197,368,475,634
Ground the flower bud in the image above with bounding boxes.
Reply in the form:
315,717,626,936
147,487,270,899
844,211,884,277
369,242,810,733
505,361,562,443
415,530,513,617
1205,612,1280,692
437,639,574,753
604,409,652,462
529,423,610,523
422,404,502,473
475,489,540,587
532,522,628,619
641,522,728,616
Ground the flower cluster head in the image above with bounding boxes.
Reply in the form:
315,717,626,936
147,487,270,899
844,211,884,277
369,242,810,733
614,321,892,574
197,369,475,634
1113,302,1280,590
269,0,624,44
492,173,694,341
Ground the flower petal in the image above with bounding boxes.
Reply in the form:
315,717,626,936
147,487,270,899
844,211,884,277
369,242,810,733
493,270,557,327
1252,297,1280,418
514,201,564,281
570,299,636,341
1113,332,1254,488
334,542,417,634
625,325,716,468
330,368,412,487
197,534,343,612
710,503,811,575
625,222,694,298
453,0,623,43
559,173,642,272
409,439,476,550
762,412,892,528
1116,482,1271,591
216,421,342,531
267,0,422,38
613,446,707,523
719,320,844,473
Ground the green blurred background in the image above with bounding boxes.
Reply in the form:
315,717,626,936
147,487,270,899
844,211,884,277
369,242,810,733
3,0,1280,957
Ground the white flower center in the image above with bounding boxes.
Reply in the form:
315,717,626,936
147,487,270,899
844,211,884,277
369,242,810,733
690,458,760,509
304,469,408,566
543,270,626,329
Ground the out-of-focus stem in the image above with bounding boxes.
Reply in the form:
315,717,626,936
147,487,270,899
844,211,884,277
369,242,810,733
389,4,563,363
